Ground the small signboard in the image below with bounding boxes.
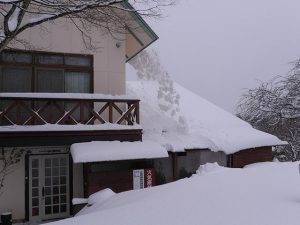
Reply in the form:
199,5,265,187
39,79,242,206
133,169,144,190
133,168,156,190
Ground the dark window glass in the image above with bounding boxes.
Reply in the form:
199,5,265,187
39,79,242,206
36,69,64,93
60,158,66,167
53,205,59,214
32,178,39,187
60,186,66,194
45,187,51,196
53,195,59,204
45,159,51,167
60,176,66,185
45,177,51,186
52,167,59,176
45,206,52,215
37,54,63,65
60,204,67,213
45,196,51,205
65,55,91,67
52,158,59,167
52,177,59,185
53,186,59,195
1,67,31,92
32,159,39,168
45,168,51,177
32,188,39,197
2,51,32,63
60,167,66,176
32,198,39,207
32,207,39,216
60,195,66,203
32,169,39,178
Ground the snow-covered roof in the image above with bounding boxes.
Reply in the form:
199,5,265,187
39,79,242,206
126,81,287,154
71,141,168,163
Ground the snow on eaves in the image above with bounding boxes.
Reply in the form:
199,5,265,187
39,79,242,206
126,81,287,154
71,141,168,163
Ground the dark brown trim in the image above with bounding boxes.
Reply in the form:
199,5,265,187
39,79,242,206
0,129,143,147
25,153,29,221
172,152,178,181
68,153,73,216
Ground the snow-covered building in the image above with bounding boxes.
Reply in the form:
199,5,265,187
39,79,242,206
0,3,285,224
0,3,160,223
126,81,286,181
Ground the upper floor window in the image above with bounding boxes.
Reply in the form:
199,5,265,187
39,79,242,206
0,50,93,94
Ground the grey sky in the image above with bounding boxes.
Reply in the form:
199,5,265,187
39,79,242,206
129,0,300,112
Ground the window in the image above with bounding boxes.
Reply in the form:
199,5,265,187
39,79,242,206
0,50,93,94
0,50,93,124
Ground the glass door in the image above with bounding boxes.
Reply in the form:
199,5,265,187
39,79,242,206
29,154,70,221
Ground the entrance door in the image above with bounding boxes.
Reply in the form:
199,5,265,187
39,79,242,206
29,154,70,221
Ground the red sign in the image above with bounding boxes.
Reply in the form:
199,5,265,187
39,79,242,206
133,168,156,189
144,168,156,188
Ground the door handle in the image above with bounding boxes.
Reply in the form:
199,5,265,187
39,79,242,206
42,186,45,198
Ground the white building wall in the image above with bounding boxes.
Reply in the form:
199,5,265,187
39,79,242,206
10,18,126,95
0,150,25,220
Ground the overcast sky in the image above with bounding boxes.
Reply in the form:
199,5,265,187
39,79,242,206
128,0,300,113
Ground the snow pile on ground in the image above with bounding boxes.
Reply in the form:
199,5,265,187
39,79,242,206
47,162,300,225
87,188,116,206
72,189,115,206
127,80,286,154
194,162,229,175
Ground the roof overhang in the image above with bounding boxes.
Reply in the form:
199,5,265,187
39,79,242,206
123,2,159,62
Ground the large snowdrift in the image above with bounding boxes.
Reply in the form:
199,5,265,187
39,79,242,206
127,81,286,154
47,162,300,225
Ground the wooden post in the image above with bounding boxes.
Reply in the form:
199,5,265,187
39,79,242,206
172,152,178,181
109,102,113,123
136,102,140,124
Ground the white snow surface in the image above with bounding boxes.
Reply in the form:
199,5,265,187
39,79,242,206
127,81,286,154
72,198,88,205
47,162,300,225
87,188,116,206
0,124,142,132
71,141,168,163
0,92,138,100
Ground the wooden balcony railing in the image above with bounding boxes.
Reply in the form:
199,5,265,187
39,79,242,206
0,93,140,126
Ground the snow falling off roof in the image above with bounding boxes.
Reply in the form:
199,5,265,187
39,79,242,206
71,141,169,163
126,79,287,154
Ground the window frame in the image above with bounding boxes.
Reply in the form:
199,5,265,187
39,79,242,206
0,49,94,93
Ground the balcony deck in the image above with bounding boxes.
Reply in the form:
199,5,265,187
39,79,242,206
0,93,142,146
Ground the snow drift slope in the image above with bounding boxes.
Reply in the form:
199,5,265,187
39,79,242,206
127,81,286,154
48,162,300,225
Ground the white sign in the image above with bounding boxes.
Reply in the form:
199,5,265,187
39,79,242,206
133,170,144,190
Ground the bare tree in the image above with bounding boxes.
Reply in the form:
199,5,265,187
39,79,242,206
237,61,300,161
0,148,24,195
0,0,174,51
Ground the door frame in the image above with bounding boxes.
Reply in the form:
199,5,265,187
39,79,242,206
25,153,73,222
